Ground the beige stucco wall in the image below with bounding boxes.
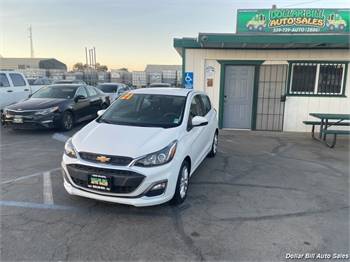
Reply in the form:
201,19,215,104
185,48,350,132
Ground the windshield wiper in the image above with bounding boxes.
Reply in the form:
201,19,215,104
98,118,113,124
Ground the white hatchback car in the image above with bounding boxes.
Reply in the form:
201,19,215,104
62,88,218,206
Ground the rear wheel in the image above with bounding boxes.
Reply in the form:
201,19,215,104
170,161,190,206
60,111,74,131
208,131,218,157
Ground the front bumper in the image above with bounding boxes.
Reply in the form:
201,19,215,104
2,111,61,129
61,154,180,207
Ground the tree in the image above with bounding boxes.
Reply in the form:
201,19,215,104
96,63,108,71
72,62,88,71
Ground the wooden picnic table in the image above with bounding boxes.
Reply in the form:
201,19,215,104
309,113,350,147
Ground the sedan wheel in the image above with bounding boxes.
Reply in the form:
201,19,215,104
170,161,190,205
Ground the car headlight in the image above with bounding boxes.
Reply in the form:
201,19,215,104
64,138,78,158
35,106,59,115
134,141,177,167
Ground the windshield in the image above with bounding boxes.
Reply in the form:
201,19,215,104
31,85,78,99
96,84,119,93
98,93,187,128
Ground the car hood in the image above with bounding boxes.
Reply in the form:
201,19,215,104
73,121,180,158
6,98,66,110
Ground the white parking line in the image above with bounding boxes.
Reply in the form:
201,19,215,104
1,167,61,185
43,171,54,205
52,133,70,143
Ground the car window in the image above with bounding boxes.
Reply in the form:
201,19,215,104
86,86,98,96
189,95,204,117
96,84,119,93
99,94,186,128
201,95,212,115
9,73,26,87
31,85,78,99
75,87,88,98
0,73,10,87
117,87,127,95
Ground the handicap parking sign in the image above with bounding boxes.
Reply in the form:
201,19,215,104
184,72,193,89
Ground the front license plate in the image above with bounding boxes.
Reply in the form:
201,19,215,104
88,174,111,191
13,116,23,123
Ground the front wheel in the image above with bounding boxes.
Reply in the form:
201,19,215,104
208,131,218,157
170,161,190,206
60,111,74,131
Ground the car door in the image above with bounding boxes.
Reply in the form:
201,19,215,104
8,73,30,103
200,94,216,152
187,94,208,169
86,86,103,116
73,86,90,122
0,73,14,109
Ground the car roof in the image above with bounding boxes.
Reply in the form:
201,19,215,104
98,82,124,85
130,88,193,96
48,84,83,88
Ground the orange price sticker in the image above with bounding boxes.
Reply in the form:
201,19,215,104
120,93,134,100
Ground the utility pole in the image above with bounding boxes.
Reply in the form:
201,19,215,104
29,25,34,58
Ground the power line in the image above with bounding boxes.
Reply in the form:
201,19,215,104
282,0,322,8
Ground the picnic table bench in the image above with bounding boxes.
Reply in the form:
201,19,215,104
303,113,350,148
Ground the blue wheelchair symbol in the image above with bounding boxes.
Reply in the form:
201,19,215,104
184,72,193,89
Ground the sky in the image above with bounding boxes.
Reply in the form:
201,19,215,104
0,0,349,71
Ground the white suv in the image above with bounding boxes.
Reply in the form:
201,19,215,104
62,88,218,206
0,71,31,110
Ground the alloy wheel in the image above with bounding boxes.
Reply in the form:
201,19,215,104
213,133,218,154
179,166,189,199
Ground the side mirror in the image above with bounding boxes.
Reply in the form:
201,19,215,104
192,116,208,127
74,95,86,102
97,110,106,116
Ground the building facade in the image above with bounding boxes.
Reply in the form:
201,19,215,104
174,34,350,132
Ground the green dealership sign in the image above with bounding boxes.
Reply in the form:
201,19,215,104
237,8,350,33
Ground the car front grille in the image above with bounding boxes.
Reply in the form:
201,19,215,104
5,110,38,117
66,164,144,194
79,152,133,166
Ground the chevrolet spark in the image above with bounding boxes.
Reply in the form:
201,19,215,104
62,88,218,206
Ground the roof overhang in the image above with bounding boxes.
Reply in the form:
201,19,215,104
174,33,350,56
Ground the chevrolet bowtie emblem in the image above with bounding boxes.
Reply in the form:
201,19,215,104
96,155,111,163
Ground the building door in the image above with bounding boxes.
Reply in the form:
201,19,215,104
256,65,287,131
223,66,255,129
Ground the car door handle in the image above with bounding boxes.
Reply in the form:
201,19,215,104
24,89,30,91
7,90,13,92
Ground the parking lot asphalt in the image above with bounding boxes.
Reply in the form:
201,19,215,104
0,124,349,261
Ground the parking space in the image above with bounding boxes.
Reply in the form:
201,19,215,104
1,125,349,261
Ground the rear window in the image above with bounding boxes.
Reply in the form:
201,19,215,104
0,73,10,87
96,84,119,93
9,73,26,86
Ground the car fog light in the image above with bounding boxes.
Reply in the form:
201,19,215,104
151,182,167,191
145,181,167,197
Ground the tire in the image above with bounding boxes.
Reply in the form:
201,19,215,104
60,111,74,131
248,25,254,31
339,24,345,31
208,131,218,158
329,24,335,31
257,25,264,32
170,161,190,206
